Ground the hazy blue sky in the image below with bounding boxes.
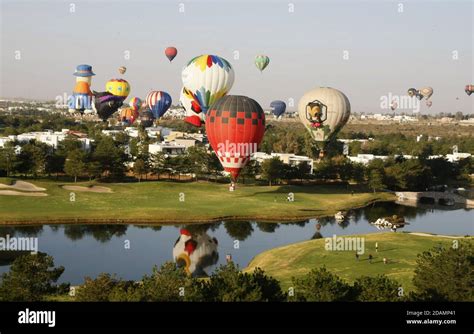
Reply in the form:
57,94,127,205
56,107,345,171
1,0,473,114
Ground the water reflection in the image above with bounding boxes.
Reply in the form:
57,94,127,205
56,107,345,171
173,228,219,277
63,225,128,242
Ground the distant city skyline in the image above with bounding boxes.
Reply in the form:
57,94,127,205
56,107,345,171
1,0,473,114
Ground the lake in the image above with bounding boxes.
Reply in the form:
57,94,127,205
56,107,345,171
0,202,472,284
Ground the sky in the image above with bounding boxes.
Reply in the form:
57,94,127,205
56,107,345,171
0,0,473,114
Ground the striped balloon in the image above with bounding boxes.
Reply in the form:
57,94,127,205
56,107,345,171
146,91,172,119
129,97,142,112
255,55,270,72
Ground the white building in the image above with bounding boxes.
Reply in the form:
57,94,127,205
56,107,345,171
149,142,186,156
252,152,314,173
4,129,91,151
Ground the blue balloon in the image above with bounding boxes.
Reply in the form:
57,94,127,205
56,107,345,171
146,91,172,119
270,100,286,117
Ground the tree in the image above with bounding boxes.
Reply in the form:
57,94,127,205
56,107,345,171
224,221,254,241
292,267,352,301
0,253,66,301
352,275,402,301
76,273,121,302
92,136,126,178
201,263,285,302
64,149,86,182
133,158,146,182
140,262,203,301
412,242,473,301
368,169,385,192
0,142,17,176
261,157,284,186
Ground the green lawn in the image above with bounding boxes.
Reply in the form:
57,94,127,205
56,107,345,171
245,232,473,291
0,178,394,223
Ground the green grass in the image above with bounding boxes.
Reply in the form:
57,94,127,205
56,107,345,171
245,232,474,291
0,178,394,223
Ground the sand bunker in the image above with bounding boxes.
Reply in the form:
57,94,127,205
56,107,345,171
0,190,48,197
0,180,46,192
62,185,113,193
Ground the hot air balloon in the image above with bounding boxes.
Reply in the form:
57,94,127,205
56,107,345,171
419,87,433,100
180,87,204,127
206,95,265,181
465,85,474,96
407,88,417,97
298,87,351,143
426,101,433,108
93,91,125,122
139,109,154,127
390,100,398,111
146,91,172,119
181,55,234,115
255,55,270,72
106,79,130,98
118,107,139,125
68,64,95,113
165,47,178,62
270,100,286,118
118,66,127,75
129,97,142,112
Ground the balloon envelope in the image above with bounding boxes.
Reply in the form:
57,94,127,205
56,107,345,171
206,95,265,181
180,87,204,127
181,54,234,115
255,55,270,72
270,100,286,117
298,87,351,142
93,91,125,122
129,97,142,112
119,107,139,124
165,47,178,62
419,87,433,100
106,79,130,98
118,66,127,74
407,88,417,97
465,85,473,96
146,91,172,119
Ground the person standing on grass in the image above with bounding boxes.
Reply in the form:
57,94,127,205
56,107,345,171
383,257,387,264
355,252,359,261
375,242,378,253
368,254,373,264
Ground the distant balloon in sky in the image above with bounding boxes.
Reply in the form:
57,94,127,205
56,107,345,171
206,95,265,181
181,54,234,115
106,79,130,98
129,97,142,112
426,100,433,108
255,55,270,72
146,90,172,119
270,100,286,118
390,100,398,111
165,47,178,62
407,88,417,97
298,87,351,143
419,87,433,100
118,66,127,75
465,85,474,96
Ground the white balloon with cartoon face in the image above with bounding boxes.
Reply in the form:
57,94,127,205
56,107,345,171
173,228,219,277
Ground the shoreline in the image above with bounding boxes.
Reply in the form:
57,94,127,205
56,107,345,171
0,198,392,226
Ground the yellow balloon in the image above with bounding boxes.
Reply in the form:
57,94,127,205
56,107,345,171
106,79,130,98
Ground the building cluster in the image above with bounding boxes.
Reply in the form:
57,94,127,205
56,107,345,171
347,152,472,165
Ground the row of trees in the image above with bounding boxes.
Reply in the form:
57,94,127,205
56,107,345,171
1,241,472,302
